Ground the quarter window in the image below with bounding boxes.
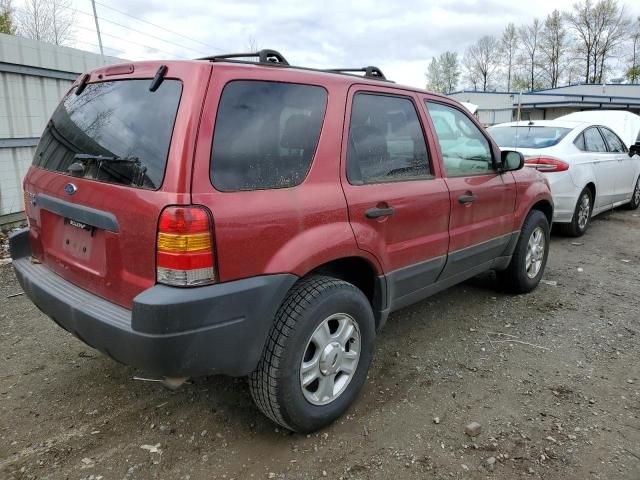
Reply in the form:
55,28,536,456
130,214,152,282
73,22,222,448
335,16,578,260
599,127,627,153
425,102,493,177
583,127,607,153
210,81,327,191
346,93,431,185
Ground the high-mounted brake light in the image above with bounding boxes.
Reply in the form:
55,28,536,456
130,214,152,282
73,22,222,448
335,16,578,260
524,157,569,173
156,206,216,287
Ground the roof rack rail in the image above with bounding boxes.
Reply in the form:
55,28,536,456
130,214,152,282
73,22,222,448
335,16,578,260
198,49,289,65
325,66,387,80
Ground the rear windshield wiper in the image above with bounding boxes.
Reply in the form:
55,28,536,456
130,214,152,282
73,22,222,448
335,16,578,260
68,154,147,186
73,153,141,163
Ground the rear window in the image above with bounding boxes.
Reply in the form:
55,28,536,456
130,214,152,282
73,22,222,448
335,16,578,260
210,80,327,191
33,79,182,190
488,126,571,149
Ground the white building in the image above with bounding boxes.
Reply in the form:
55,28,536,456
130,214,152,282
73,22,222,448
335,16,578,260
448,84,640,126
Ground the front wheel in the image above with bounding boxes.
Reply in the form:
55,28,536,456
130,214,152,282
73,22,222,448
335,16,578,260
623,176,640,210
499,210,550,294
249,276,375,433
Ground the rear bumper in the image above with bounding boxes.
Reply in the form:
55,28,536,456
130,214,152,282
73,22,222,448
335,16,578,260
546,171,578,224
9,228,297,377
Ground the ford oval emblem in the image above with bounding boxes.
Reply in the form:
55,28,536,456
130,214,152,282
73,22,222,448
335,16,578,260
64,183,77,195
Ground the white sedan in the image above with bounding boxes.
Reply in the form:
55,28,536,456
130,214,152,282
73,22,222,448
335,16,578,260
488,120,640,236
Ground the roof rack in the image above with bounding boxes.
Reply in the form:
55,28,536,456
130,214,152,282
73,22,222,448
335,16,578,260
198,49,290,65
325,67,387,80
196,49,390,82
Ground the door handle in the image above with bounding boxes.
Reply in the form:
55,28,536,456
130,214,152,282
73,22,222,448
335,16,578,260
365,206,395,218
458,193,477,204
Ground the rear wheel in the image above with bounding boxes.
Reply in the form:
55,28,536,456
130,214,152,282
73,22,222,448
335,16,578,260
558,188,592,237
499,209,550,294
623,177,640,210
249,276,375,433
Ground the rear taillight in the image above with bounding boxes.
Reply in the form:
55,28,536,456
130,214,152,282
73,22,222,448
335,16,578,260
524,157,569,172
156,206,216,287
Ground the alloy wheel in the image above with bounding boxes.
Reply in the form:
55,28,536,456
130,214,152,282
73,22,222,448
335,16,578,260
525,226,545,279
577,193,590,230
300,313,361,406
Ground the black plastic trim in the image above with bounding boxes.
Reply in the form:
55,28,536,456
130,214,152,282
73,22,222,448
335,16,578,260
8,227,31,259
10,228,299,377
439,232,517,279
384,231,520,313
386,255,446,302
36,194,119,232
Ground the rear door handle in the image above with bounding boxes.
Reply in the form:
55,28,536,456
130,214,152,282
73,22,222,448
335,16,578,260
458,193,477,204
365,206,395,218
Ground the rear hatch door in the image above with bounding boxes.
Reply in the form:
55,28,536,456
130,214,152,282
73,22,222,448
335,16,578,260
23,61,211,308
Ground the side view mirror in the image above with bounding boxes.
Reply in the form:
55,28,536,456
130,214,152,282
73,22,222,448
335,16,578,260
629,142,640,157
500,150,525,171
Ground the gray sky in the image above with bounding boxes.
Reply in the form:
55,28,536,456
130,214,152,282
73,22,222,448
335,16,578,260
19,0,640,88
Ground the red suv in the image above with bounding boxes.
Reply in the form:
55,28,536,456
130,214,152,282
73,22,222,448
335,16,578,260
10,50,553,432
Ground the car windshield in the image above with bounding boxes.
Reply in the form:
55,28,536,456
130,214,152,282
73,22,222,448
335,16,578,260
488,126,571,149
33,79,182,189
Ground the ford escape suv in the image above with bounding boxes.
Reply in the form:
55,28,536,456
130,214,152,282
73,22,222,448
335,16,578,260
10,50,553,433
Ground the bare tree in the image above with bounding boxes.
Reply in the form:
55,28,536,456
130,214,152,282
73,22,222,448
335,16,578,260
17,0,74,46
541,10,567,88
464,35,500,91
49,0,74,46
566,0,628,84
626,16,640,83
518,19,543,91
501,23,517,91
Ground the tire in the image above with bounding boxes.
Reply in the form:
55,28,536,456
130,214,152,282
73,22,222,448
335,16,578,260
499,209,550,294
249,275,375,433
558,188,593,237
623,176,640,210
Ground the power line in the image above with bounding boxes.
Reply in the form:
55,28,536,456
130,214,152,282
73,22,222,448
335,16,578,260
75,25,189,59
94,1,224,53
70,7,211,57
13,3,188,60
54,6,210,58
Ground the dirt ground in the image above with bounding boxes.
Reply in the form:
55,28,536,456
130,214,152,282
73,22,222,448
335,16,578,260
1,209,639,480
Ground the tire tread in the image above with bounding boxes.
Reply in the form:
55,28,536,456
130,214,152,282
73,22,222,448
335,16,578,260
248,275,358,430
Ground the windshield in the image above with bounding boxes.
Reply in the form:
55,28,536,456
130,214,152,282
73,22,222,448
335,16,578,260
488,126,571,149
33,79,182,189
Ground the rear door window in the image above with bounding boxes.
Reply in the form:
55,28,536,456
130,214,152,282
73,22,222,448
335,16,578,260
210,81,327,191
583,127,608,153
346,93,431,185
574,132,586,151
34,79,182,189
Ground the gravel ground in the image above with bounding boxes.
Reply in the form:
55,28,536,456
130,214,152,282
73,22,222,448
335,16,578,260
1,209,639,480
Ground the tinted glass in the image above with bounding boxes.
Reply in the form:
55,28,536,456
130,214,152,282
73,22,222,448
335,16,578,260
583,128,607,152
487,126,571,149
347,94,431,184
426,102,493,176
34,80,182,189
574,133,586,151
599,127,627,153
210,81,327,191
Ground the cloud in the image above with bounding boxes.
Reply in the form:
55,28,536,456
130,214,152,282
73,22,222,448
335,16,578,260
57,0,640,88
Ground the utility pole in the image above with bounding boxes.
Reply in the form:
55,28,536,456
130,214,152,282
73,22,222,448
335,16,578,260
90,0,105,64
